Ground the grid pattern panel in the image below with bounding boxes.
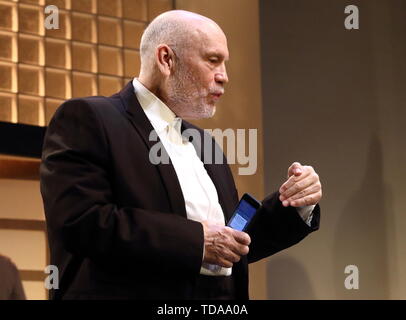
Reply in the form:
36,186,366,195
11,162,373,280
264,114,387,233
0,0,174,126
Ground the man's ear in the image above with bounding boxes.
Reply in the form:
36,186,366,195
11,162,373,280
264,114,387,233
155,44,175,76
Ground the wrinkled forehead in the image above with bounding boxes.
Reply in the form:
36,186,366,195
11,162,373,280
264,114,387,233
186,21,229,59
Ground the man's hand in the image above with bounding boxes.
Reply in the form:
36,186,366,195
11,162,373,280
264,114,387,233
279,162,322,207
201,220,251,268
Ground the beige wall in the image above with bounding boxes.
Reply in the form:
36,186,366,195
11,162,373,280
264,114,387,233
175,0,266,299
261,0,406,299
0,178,46,299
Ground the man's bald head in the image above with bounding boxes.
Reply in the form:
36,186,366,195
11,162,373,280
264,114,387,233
139,10,224,72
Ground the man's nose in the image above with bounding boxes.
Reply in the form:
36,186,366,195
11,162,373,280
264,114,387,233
215,66,229,85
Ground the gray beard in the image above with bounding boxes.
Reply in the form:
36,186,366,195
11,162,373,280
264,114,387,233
166,68,216,119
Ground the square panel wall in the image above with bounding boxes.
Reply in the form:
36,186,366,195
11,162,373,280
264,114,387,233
18,94,44,126
72,42,96,73
72,72,96,97
98,16,122,47
45,9,70,39
0,92,16,122
18,3,44,36
45,38,70,69
71,12,96,43
19,34,44,65
18,64,44,96
45,67,70,99
98,45,123,76
0,0,174,127
0,1,17,32
0,31,17,62
0,61,17,92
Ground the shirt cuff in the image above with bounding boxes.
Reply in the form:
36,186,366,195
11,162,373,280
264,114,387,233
296,205,316,227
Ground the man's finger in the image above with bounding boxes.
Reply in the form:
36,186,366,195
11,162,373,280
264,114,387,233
289,192,321,207
217,257,234,268
279,175,297,194
285,183,321,203
222,249,242,264
279,168,311,195
230,242,249,257
287,162,302,178
280,173,316,200
231,229,251,246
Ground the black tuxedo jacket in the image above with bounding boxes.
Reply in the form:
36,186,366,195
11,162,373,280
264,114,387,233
40,81,320,300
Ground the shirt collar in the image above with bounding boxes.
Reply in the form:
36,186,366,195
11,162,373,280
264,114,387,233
132,78,181,135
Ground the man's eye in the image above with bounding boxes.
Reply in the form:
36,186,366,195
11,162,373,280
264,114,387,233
209,58,218,63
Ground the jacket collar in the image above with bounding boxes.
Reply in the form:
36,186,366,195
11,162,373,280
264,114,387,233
118,81,187,218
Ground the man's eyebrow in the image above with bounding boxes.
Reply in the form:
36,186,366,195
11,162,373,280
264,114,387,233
207,51,229,61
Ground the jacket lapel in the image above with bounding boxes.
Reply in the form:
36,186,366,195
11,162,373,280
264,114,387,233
118,81,187,218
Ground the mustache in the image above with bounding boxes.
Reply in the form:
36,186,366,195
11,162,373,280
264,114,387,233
209,88,225,95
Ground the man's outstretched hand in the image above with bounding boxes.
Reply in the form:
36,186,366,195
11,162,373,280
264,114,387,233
201,220,251,268
279,162,322,207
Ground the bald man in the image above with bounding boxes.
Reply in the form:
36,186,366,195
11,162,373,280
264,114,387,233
40,10,321,300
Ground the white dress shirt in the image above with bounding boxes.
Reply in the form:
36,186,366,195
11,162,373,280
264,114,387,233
132,78,314,276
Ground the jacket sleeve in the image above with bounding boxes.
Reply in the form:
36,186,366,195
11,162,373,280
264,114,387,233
247,192,320,264
40,99,204,275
